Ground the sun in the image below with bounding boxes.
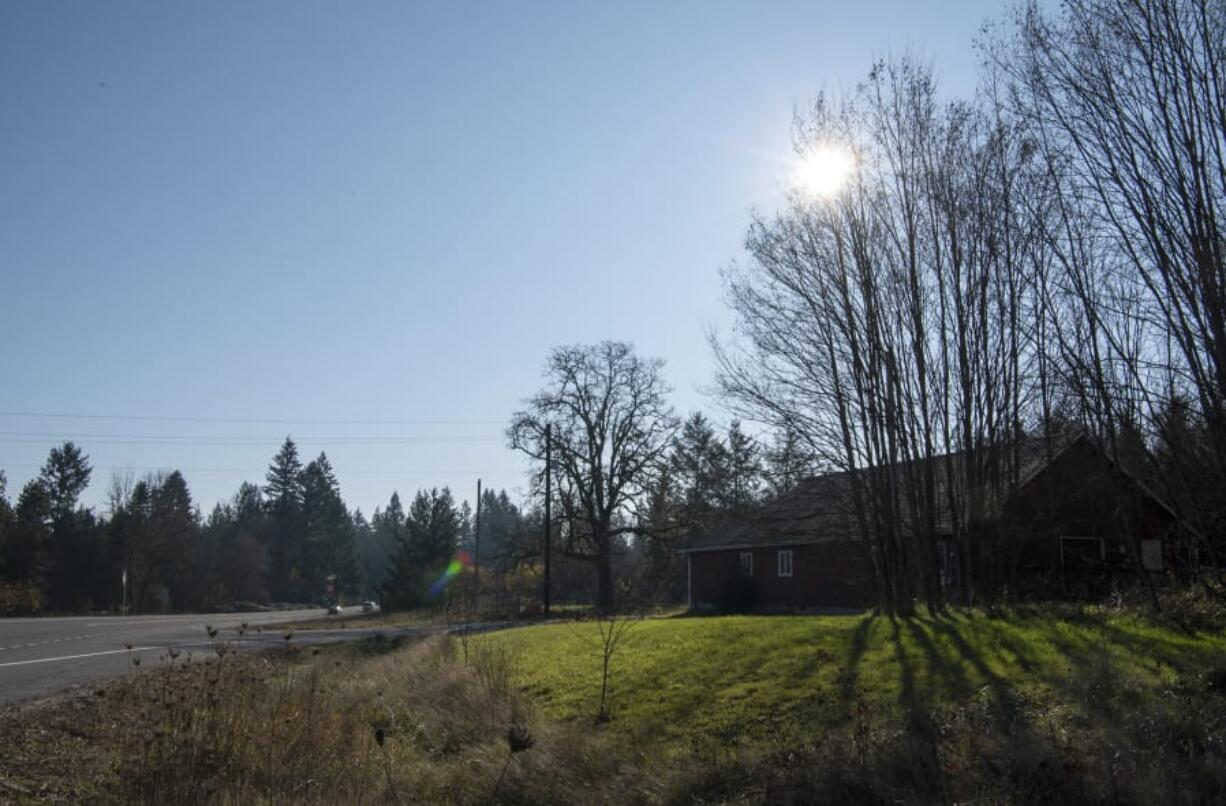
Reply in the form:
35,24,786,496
792,143,856,199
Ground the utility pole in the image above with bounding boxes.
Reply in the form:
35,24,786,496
473,478,482,604
543,423,552,616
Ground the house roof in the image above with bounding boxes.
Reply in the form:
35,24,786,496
683,430,1088,553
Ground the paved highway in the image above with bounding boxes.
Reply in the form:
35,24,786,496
0,610,379,705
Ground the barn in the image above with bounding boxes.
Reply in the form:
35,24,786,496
682,432,1192,612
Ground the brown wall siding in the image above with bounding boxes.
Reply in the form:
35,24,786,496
690,438,1187,610
1000,439,1183,594
690,541,874,611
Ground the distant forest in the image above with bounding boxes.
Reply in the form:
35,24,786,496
0,413,804,614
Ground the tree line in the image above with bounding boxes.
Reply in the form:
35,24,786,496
0,438,529,615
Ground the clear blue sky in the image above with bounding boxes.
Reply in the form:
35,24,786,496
1,0,1011,516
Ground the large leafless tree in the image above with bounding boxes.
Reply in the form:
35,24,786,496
509,341,678,613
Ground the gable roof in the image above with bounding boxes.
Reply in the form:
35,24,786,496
683,430,1089,553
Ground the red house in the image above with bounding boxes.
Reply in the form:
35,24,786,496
682,432,1191,612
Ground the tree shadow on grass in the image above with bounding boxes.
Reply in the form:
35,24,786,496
831,614,875,713
927,618,1025,719
887,615,1099,805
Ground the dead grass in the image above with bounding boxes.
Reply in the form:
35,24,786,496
0,634,659,804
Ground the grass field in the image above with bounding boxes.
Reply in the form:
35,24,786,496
471,607,1226,801
1,605,1224,803
477,609,1226,751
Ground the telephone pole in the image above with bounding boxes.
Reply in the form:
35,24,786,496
473,478,482,600
543,423,552,616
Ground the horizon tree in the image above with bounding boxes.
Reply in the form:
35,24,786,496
509,341,678,613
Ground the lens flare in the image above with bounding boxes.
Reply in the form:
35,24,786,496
428,550,472,598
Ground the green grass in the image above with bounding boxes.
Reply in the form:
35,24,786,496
476,609,1226,753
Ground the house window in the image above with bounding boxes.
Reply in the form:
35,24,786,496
739,551,753,576
777,549,794,578
1141,540,1164,571
1060,536,1104,569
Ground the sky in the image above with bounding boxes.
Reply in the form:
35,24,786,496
1,0,1014,517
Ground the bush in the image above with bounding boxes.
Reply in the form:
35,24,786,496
1158,580,1226,633
0,580,41,615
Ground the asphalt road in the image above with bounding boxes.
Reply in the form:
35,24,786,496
0,609,383,705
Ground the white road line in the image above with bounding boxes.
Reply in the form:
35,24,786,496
0,642,215,668
1,611,313,625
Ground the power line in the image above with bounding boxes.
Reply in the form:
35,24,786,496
0,462,524,476
0,432,500,446
0,410,506,426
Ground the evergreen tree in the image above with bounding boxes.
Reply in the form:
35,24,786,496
671,412,730,525
365,492,406,598
351,509,375,598
39,441,91,521
198,483,269,608
640,466,686,603
0,472,11,578
228,482,270,603
264,437,305,601
152,471,201,609
724,420,762,512
36,442,99,609
112,471,201,611
383,487,459,610
457,499,474,554
479,488,526,570
763,427,815,499
8,480,51,584
301,453,361,599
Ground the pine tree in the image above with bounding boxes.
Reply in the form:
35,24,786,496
383,488,459,610
671,413,729,524
37,442,99,610
365,492,406,597
724,420,762,512
764,427,815,499
39,442,91,521
0,472,12,578
264,438,305,601
301,453,362,599
9,480,51,584
153,471,201,609
199,482,268,607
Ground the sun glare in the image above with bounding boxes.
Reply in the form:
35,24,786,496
792,144,856,199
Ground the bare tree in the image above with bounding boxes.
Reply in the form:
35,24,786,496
1000,0,1226,575
570,610,636,722
509,342,678,613
714,59,1043,614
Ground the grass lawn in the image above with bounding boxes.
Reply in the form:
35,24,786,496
477,609,1226,755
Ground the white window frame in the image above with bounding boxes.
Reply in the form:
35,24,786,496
777,549,794,578
739,551,753,576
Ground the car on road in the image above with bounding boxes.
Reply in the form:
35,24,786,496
327,603,343,615
362,601,380,613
